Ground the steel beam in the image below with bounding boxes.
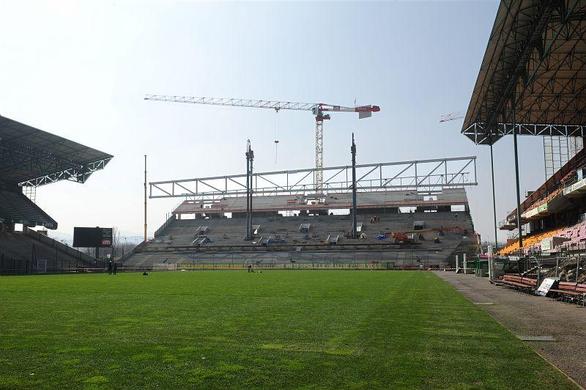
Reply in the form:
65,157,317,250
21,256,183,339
462,122,586,145
18,157,112,187
149,156,477,200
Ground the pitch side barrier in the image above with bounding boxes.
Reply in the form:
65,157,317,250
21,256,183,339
118,262,441,272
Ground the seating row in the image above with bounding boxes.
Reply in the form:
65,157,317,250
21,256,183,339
499,274,586,305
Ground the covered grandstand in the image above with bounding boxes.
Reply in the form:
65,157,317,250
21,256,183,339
497,145,586,258
0,115,112,274
462,0,586,289
126,157,480,269
462,0,586,248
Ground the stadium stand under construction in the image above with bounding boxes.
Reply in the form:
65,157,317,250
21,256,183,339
0,115,112,274
126,157,480,269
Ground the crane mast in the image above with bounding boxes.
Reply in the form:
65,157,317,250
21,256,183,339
145,94,380,193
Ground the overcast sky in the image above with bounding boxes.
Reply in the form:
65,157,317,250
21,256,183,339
0,0,548,244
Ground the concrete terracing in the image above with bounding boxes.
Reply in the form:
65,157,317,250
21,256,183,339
125,211,477,268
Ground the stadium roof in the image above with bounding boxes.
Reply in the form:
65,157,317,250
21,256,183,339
462,0,586,145
0,115,112,186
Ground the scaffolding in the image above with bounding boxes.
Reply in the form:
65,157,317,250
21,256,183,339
543,136,583,180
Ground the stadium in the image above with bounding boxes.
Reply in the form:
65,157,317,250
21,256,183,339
1,1,586,389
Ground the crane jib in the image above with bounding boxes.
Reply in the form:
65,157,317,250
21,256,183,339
144,94,380,193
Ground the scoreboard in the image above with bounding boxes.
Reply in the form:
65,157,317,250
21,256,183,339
73,227,113,248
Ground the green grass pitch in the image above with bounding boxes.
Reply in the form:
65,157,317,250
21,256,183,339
0,271,576,389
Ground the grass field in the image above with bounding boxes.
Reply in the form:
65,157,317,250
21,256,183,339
0,271,576,389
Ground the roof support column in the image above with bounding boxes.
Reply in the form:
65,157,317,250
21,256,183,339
512,98,524,255
489,141,498,251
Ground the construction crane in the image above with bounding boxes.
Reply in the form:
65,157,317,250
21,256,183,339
439,112,465,123
144,94,380,192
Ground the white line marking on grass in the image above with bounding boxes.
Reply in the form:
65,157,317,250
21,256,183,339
517,335,556,342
